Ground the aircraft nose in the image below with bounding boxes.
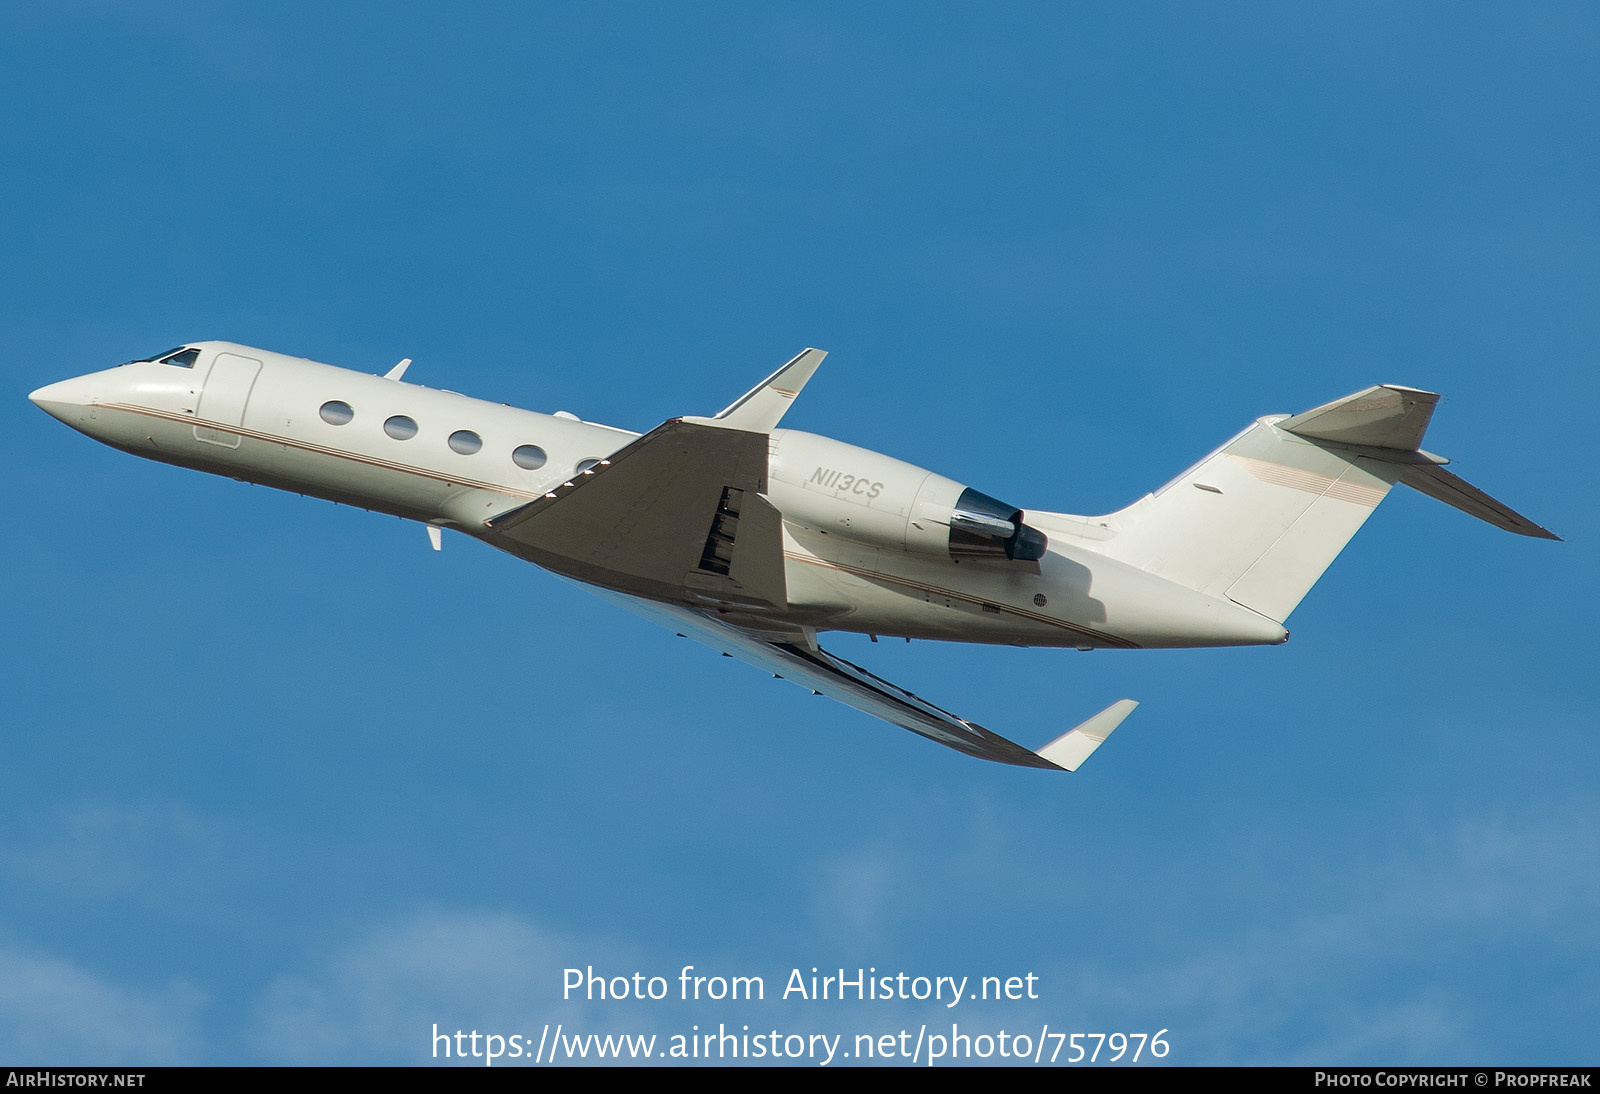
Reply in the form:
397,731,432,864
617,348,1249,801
28,375,95,422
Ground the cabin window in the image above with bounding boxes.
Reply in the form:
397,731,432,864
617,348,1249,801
576,458,601,473
512,444,547,470
448,429,482,455
319,400,355,425
384,415,418,440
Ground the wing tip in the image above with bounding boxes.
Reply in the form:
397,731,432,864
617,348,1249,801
711,348,828,431
1035,698,1138,772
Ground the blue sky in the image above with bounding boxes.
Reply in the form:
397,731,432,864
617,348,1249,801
4,2,1597,1065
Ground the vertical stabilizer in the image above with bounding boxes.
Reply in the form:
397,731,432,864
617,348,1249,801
1093,419,1397,622
1082,385,1555,624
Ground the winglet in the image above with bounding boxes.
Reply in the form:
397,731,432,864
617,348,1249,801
703,348,827,433
1035,699,1138,771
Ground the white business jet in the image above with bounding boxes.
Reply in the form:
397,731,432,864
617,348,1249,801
30,343,1556,771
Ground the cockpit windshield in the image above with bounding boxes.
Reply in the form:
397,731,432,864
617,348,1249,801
123,346,200,368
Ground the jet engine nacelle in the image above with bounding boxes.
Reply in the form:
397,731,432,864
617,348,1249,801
766,429,1047,561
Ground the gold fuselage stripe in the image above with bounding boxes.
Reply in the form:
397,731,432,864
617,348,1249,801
99,401,540,500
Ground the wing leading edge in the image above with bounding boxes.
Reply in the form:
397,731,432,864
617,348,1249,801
587,586,1136,771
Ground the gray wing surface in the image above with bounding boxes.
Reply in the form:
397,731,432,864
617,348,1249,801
484,419,788,609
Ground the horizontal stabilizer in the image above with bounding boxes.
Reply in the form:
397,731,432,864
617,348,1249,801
1279,384,1439,451
1278,383,1558,540
703,348,826,433
1035,700,1138,771
1398,462,1560,539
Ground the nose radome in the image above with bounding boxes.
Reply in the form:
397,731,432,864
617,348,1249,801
30,381,66,406
29,375,97,423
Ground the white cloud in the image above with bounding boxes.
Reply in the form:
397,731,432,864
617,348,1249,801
0,946,203,1064
3,800,227,908
250,910,612,1064
1054,802,1600,1063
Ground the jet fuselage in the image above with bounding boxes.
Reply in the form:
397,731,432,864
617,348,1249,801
29,340,1286,653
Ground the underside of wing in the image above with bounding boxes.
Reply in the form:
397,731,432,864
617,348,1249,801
587,586,1135,771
